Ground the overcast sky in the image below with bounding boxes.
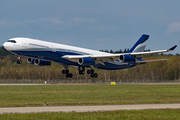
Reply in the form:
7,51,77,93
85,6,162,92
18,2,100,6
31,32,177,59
0,0,180,54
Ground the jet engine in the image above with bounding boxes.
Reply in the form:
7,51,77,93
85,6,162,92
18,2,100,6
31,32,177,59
119,55,135,63
34,59,51,66
78,57,95,66
27,58,35,64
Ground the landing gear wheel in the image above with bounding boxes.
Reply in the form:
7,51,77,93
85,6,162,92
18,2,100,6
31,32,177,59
78,66,85,75
91,73,94,78
62,70,66,74
91,70,94,74
91,73,98,78
66,74,69,78
87,70,91,74
79,70,85,75
69,73,73,78
66,73,73,78
94,73,98,78
62,70,69,74
65,70,69,74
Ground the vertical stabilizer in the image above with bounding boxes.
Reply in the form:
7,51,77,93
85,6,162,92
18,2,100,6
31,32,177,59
128,34,149,53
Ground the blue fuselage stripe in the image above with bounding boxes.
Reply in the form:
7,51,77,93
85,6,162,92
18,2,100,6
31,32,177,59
11,50,137,70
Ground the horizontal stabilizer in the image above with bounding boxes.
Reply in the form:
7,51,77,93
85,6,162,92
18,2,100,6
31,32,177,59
136,59,168,63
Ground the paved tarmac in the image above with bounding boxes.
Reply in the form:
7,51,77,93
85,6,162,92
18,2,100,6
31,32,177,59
1,83,180,86
1,104,180,114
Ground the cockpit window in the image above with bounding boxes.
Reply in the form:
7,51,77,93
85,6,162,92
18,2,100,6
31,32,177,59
7,40,16,43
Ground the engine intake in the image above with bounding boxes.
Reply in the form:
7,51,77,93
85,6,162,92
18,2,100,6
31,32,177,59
34,59,51,66
78,57,95,66
27,58,35,64
119,55,135,63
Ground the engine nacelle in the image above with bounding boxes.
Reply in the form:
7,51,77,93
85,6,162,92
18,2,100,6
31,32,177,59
119,55,135,63
34,59,51,66
27,58,35,64
78,57,95,66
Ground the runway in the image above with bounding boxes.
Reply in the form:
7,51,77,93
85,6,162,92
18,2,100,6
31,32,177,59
1,104,180,114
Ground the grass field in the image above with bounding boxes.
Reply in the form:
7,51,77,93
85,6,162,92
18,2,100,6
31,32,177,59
0,84,180,107
1,109,180,120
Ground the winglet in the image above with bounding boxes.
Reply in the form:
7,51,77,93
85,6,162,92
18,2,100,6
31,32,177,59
169,45,177,51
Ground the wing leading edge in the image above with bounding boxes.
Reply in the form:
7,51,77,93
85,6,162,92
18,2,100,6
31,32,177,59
62,45,177,61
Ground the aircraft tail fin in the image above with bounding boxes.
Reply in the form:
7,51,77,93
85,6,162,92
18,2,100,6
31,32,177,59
128,34,149,53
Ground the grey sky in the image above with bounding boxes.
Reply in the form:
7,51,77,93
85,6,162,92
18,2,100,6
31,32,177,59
0,0,180,54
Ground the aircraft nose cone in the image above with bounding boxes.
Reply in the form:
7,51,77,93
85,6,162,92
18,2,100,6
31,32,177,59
3,42,6,48
3,42,10,50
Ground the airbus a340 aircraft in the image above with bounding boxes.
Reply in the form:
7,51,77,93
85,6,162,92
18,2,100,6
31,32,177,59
3,34,177,78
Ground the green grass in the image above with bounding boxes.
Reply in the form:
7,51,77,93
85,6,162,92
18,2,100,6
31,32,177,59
1,109,180,120
1,84,180,107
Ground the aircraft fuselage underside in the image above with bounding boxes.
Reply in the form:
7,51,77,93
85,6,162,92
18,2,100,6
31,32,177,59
11,50,136,70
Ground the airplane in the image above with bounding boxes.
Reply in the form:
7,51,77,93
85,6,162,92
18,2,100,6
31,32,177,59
3,34,177,78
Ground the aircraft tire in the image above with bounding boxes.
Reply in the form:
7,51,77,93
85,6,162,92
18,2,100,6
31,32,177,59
65,70,69,74
79,71,85,75
66,74,69,78
62,70,66,74
91,70,94,74
69,73,73,78
91,73,94,78
87,70,91,74
94,73,98,78
66,73,73,78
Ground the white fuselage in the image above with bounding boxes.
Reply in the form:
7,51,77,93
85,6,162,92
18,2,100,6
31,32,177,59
4,37,111,56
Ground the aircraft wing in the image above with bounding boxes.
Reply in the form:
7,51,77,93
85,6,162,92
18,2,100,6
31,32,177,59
62,45,177,64
126,45,177,56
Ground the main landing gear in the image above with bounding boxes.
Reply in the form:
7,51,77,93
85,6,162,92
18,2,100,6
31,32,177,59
62,65,73,78
17,56,22,64
78,66,85,75
78,66,98,78
62,65,98,78
87,69,98,78
62,70,73,78
87,65,98,78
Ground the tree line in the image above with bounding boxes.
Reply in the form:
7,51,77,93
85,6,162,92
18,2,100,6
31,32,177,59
0,46,179,83
99,48,151,53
